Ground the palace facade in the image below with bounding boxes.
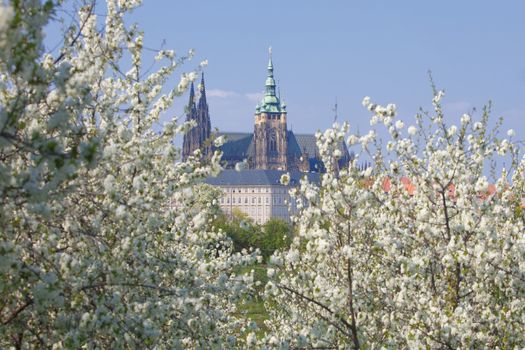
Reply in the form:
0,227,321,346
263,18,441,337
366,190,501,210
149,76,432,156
182,51,351,223
204,169,319,224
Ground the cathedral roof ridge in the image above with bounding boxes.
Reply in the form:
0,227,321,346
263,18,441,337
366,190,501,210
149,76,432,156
204,168,321,187
217,131,253,136
291,132,316,136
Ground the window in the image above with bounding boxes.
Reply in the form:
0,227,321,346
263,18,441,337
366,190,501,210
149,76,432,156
269,130,277,152
233,198,236,204
252,198,255,204
245,198,248,204
266,197,269,204
258,197,261,204
220,198,224,204
227,198,230,204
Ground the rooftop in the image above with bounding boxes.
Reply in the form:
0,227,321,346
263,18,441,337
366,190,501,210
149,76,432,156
204,169,320,187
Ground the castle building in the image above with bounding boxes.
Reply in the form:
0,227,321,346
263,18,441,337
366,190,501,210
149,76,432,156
182,50,352,171
204,169,320,224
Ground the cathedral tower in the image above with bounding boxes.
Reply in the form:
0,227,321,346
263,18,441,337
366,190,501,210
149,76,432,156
253,48,288,170
182,73,211,161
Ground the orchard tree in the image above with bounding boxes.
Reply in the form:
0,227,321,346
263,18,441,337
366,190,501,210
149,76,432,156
260,219,292,261
0,1,256,348
262,88,525,348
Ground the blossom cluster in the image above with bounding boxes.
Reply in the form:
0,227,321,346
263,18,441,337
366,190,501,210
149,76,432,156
0,1,256,348
262,92,525,348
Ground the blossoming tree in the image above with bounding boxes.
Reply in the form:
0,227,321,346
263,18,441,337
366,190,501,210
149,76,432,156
263,88,525,348
0,1,255,348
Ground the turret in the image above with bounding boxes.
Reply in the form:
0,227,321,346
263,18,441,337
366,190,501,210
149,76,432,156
253,48,288,170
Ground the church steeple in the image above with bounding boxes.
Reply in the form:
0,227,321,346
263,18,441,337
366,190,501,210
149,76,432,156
187,81,196,113
265,47,277,98
266,48,276,96
256,47,285,114
198,72,207,109
182,73,211,161
254,48,288,170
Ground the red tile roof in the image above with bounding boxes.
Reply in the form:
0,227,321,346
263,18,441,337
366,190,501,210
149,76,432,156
375,176,524,208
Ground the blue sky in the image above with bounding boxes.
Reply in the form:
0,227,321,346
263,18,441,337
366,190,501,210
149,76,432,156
48,1,525,140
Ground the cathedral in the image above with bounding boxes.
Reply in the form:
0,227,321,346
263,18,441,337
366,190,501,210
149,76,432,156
182,75,212,160
182,51,351,172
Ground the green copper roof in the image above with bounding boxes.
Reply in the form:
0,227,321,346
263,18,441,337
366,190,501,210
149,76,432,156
256,48,286,114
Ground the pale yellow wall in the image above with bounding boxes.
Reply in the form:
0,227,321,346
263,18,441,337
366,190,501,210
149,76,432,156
218,185,297,224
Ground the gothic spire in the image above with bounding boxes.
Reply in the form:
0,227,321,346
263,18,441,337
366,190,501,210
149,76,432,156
265,47,276,97
186,81,196,118
198,72,207,109
255,47,284,114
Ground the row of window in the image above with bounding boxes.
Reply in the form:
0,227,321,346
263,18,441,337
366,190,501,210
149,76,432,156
223,187,288,194
220,196,288,205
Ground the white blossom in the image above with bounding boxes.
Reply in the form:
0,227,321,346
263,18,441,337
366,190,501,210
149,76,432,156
432,90,445,104
461,113,471,125
447,125,457,137
347,134,358,145
280,173,291,185
214,135,227,147
235,159,249,171
263,95,525,349
473,121,483,131
0,2,257,348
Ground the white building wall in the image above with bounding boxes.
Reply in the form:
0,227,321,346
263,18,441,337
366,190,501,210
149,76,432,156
217,185,297,224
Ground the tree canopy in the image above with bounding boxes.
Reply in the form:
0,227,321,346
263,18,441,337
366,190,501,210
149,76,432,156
0,1,256,348
262,91,525,348
1,1,525,349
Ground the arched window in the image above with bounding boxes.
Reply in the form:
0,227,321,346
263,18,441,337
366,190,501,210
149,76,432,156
269,130,277,153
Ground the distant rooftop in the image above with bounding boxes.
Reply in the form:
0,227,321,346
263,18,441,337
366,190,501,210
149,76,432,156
204,169,320,187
